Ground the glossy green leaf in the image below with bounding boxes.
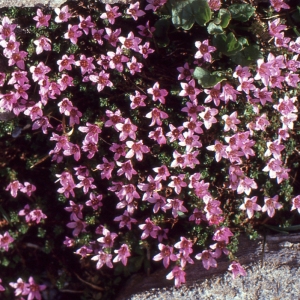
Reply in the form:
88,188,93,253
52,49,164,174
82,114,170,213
228,4,255,22
170,0,211,30
213,32,243,56
193,67,226,88
231,45,263,66
207,22,223,34
218,9,231,28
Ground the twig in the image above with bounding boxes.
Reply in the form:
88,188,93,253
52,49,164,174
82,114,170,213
75,273,105,291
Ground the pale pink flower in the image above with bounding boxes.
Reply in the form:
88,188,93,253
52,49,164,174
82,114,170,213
78,15,95,35
145,107,169,126
6,180,22,198
168,174,187,194
148,127,167,145
137,21,155,38
57,54,75,72
33,9,51,28
126,140,150,161
0,231,14,251
268,18,287,38
116,160,137,180
199,107,218,129
237,77,255,94
127,2,145,20
139,217,161,239
96,157,115,180
177,62,194,81
166,124,184,142
0,17,16,40
239,196,262,219
153,244,177,268
262,195,282,217
181,101,204,120
89,71,113,92
100,4,122,25
30,62,51,82
252,87,273,106
174,237,193,257
233,65,252,80
105,109,124,130
179,79,202,101
63,142,81,161
20,182,36,197
193,180,210,198
54,5,71,23
291,195,300,213
254,58,272,86
97,228,118,248
29,209,47,224
220,83,241,104
27,276,46,300
33,36,51,55
78,122,101,143
213,227,233,244
147,82,168,104
75,55,95,75
91,250,113,269
170,150,186,168
8,51,27,69
237,176,257,195
195,40,216,63
63,236,75,247
166,266,186,288
178,131,202,152
165,198,188,218
229,261,247,279
115,118,137,141
107,47,129,72
153,165,170,181
127,56,143,75
195,250,217,270
103,27,121,47
264,139,285,159
9,278,29,297
222,111,240,132
114,211,137,230
129,91,147,109
113,244,131,266
66,215,88,237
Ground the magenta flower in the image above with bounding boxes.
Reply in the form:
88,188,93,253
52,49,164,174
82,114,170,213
0,231,14,251
66,215,88,237
91,28,104,45
212,227,233,244
100,4,122,25
76,176,96,194
195,40,216,63
126,2,145,20
147,82,168,104
153,244,177,268
63,236,75,247
91,250,113,269
114,211,137,229
103,27,121,47
64,24,83,44
199,107,218,129
166,266,186,288
262,195,282,217
168,174,187,194
179,79,202,101
228,261,247,279
139,217,161,239
19,204,31,223
115,118,137,141
149,127,167,145
33,9,51,28
291,195,300,213
177,62,194,81
195,250,217,270
64,200,83,221
54,5,71,23
0,17,16,40
8,51,27,69
96,157,115,180
145,107,169,126
239,196,262,219
85,193,103,210
270,0,290,12
97,228,118,248
113,244,131,266
137,21,155,38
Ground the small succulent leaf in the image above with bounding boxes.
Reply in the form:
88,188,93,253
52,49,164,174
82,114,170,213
193,67,226,88
213,32,243,56
218,8,231,28
207,22,223,34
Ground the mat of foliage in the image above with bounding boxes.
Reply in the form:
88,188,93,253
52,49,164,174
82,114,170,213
0,0,300,299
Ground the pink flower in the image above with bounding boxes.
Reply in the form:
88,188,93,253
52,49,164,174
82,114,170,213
29,209,47,224
76,176,96,194
177,62,194,81
107,47,129,72
195,40,216,63
168,174,187,194
89,71,113,92
178,131,202,152
170,150,186,168
206,140,228,162
129,90,147,109
0,231,14,251
19,204,31,223
207,0,221,11
199,107,218,129
153,165,170,181
210,241,229,258
30,62,51,82
291,195,300,213
113,244,131,266
126,140,150,161
228,261,247,279
127,2,145,20
147,82,168,104
97,228,118,248
6,180,22,198
195,250,217,270
33,9,51,28
54,5,71,23
103,27,121,47
100,4,122,25
63,142,81,161
270,0,290,12
91,250,113,269
189,208,206,225
0,279,4,292
27,276,46,300
0,17,16,40
85,193,103,210
33,36,51,55
57,54,75,72
179,79,202,101
153,244,177,268
127,56,143,75
116,160,137,180
91,28,104,45
96,157,115,180
166,266,186,288
64,200,84,221
139,217,161,239
148,127,167,145
78,15,94,35
212,227,233,244
66,215,88,237
166,124,184,142
145,0,167,12
264,139,285,159
181,101,204,120
268,18,287,38
119,31,141,52
262,195,282,217
174,237,193,257
8,51,27,69
137,21,155,38
115,118,137,141
239,196,262,219
9,278,29,297
146,108,169,126
19,182,36,196
78,122,101,143
114,211,137,230
165,198,188,218
105,109,124,130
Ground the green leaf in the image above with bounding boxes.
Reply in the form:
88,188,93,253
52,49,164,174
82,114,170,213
213,32,243,56
207,22,223,34
231,45,263,66
228,4,255,22
170,0,211,30
154,18,171,47
193,67,226,88
218,8,231,28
